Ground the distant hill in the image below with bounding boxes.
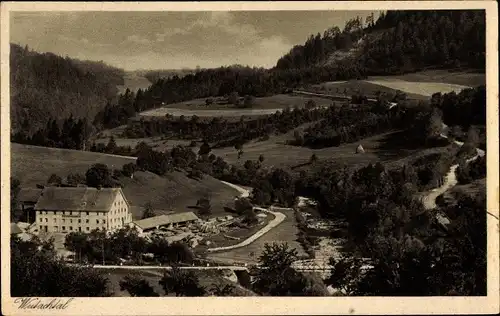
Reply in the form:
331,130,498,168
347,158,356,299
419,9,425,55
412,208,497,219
142,68,200,83
276,10,485,74
10,43,125,134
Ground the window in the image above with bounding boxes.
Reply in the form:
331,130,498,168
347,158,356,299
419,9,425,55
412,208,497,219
96,219,100,224
53,218,56,223
86,212,89,216
62,211,65,215
78,219,81,223
54,226,58,232
53,211,56,215
69,226,73,231
39,225,42,230
103,220,106,224
78,227,82,232
70,211,72,215
45,211,48,215
39,218,43,222
86,227,89,231
62,219,65,223
62,226,66,231
86,219,89,223
70,219,73,223
45,218,48,222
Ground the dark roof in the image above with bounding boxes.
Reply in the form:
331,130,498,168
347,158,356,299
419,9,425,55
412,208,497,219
11,223,23,235
34,187,126,212
133,212,199,230
18,188,43,203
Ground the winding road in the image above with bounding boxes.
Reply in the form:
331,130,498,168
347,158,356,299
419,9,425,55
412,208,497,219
208,182,287,252
421,134,485,210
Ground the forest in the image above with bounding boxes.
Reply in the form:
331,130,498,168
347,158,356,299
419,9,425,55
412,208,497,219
10,43,124,134
276,10,485,73
10,10,485,141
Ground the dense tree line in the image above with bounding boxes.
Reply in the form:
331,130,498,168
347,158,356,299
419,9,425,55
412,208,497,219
64,227,195,265
276,10,485,74
93,64,367,131
11,116,92,150
361,10,486,73
431,85,486,128
10,44,124,134
11,235,111,296
325,193,486,295
123,106,329,147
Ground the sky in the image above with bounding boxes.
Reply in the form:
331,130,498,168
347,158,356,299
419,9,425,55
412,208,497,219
10,11,378,71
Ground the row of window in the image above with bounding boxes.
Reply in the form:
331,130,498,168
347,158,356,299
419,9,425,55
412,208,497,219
111,208,127,215
39,225,104,232
38,211,103,216
38,209,128,216
38,217,128,224
38,218,108,224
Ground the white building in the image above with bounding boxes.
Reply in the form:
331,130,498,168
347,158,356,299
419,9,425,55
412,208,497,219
34,187,133,234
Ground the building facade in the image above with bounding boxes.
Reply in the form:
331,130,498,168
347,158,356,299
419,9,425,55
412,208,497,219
34,187,133,234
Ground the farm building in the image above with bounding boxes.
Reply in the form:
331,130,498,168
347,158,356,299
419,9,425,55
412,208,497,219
34,187,133,234
131,212,200,234
11,222,35,241
18,188,43,223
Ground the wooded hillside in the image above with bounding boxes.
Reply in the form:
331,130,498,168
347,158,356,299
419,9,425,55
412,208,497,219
276,10,485,74
10,43,125,133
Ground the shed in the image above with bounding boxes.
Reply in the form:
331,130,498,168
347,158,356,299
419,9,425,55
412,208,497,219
356,144,365,154
132,211,199,233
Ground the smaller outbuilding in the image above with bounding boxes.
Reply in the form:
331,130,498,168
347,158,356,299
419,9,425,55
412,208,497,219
131,211,200,234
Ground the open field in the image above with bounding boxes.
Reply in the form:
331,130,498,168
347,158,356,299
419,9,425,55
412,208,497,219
209,128,457,174
206,208,306,265
369,69,485,87
139,94,333,118
209,130,396,170
11,143,239,219
365,79,471,97
11,143,136,187
311,80,429,100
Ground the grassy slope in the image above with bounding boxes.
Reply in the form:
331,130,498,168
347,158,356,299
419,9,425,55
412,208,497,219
369,69,486,87
311,79,429,100
120,171,239,219
11,143,136,186
11,143,239,219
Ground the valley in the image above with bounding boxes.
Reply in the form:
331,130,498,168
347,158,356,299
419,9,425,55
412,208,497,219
8,8,491,300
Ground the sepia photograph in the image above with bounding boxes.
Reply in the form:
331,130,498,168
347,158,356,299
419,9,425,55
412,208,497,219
1,1,498,315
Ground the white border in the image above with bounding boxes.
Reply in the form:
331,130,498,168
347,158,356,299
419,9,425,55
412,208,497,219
1,2,499,315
